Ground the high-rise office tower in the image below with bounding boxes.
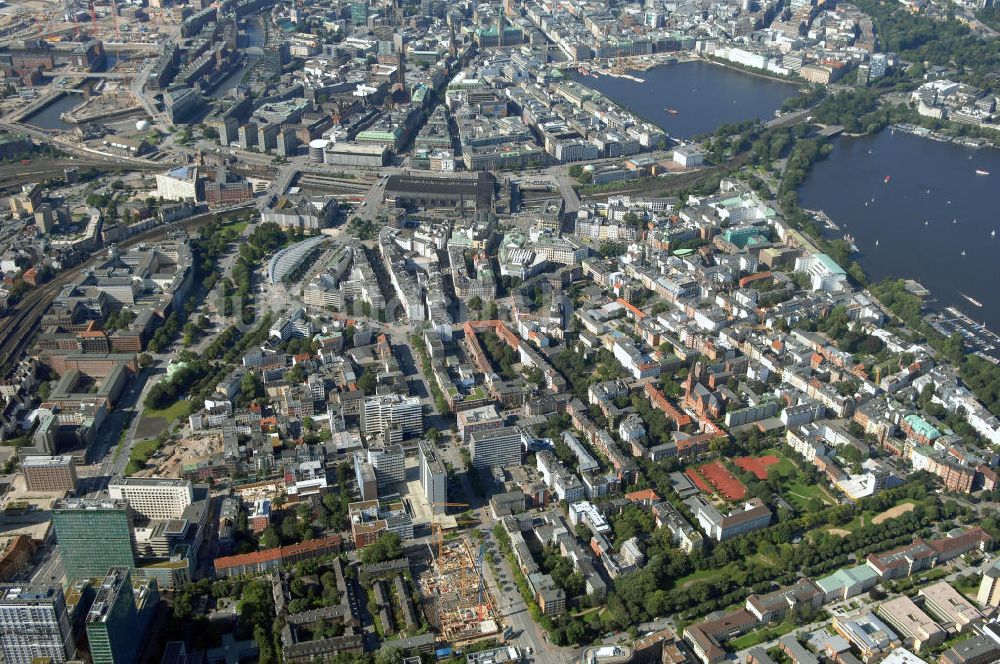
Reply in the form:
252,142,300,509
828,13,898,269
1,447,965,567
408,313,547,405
0,584,75,664
108,477,193,522
418,440,447,513
52,498,135,580
86,568,158,664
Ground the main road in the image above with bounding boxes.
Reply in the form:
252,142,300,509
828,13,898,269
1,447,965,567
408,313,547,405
478,524,579,664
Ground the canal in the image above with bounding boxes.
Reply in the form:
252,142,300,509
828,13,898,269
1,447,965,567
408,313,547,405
570,60,800,138
21,93,84,130
208,18,264,99
798,130,1000,331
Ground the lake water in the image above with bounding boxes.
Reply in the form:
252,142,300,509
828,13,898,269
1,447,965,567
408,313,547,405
798,130,1000,331
22,93,83,130
570,60,800,138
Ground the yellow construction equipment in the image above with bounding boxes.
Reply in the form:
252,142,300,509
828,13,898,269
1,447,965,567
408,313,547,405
428,502,474,605
430,502,470,564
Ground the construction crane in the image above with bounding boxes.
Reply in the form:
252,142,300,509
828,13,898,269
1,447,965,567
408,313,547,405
476,540,488,621
88,0,97,38
63,0,79,37
109,0,119,43
429,501,470,565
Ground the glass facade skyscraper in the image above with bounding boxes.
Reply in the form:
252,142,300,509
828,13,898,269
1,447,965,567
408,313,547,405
52,499,135,581
84,568,158,664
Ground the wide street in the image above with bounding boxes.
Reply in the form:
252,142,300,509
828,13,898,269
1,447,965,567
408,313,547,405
479,524,579,664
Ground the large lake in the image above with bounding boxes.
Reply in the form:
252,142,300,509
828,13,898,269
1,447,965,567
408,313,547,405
798,130,1000,331
570,60,800,138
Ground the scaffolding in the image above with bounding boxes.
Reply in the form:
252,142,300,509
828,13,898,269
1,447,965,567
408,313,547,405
417,538,499,644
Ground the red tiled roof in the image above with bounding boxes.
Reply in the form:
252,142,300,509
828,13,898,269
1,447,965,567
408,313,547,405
625,489,660,504
616,297,647,320
214,535,342,571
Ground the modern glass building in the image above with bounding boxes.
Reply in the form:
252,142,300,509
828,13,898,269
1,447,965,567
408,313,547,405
85,568,157,664
52,499,136,580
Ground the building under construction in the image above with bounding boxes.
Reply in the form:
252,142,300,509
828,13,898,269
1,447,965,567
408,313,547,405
416,538,500,645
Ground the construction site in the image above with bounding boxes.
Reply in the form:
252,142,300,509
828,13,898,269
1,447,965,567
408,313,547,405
416,538,501,646
1,0,179,48
62,80,143,124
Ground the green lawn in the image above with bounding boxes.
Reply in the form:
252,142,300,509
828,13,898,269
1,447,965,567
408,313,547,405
759,448,798,476
728,620,797,650
832,498,919,533
784,480,836,511
125,438,165,475
754,552,779,568
141,399,190,422
674,567,722,589
952,574,981,600
222,220,249,235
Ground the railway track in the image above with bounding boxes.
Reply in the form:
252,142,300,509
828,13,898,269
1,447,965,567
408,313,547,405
0,160,163,194
0,205,253,376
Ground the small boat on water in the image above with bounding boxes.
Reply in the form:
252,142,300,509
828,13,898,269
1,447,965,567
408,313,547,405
976,169,990,176
961,250,967,256
884,175,891,184
875,239,880,247
664,108,679,115
961,292,984,308
992,230,996,238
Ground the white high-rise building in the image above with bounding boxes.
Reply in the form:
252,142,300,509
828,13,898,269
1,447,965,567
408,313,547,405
0,584,75,664
367,444,405,492
108,476,193,522
418,440,447,513
468,426,522,469
362,394,423,442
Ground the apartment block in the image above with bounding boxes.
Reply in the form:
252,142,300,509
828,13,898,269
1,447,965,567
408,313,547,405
457,404,503,442
651,500,703,553
468,426,522,469
536,450,584,502
684,496,771,542
918,581,983,632
21,455,77,492
108,476,193,522
876,596,945,652
0,584,75,664
418,441,447,513
362,394,423,443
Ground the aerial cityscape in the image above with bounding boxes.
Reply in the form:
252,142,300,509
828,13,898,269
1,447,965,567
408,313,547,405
1,0,1000,662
